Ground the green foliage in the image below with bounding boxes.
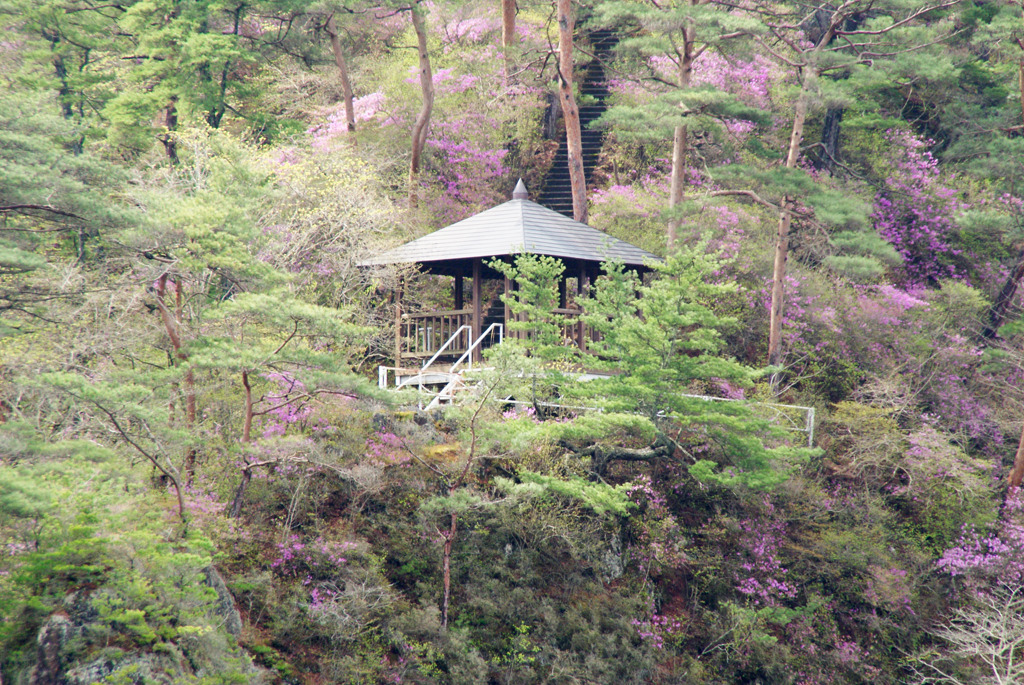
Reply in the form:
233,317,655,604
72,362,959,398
104,0,260,150
494,471,635,517
824,402,996,555
1,2,1021,682
491,253,578,362
578,242,816,489
0,426,258,683
0,88,130,324
597,86,770,142
581,246,750,414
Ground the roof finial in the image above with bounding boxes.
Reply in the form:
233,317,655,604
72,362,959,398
512,178,528,200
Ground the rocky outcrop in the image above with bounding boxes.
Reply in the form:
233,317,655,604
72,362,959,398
203,566,243,638
28,614,74,685
18,578,267,685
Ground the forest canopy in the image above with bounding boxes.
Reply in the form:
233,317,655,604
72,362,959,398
2,0,1024,683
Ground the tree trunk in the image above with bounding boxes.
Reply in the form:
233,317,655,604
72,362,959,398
51,51,75,121
228,371,255,517
229,468,252,518
556,0,587,224
667,32,694,250
440,511,457,628
162,97,178,162
502,0,516,86
767,77,811,383
408,3,434,206
177,284,197,482
817,107,843,173
154,275,196,482
1008,418,1024,489
1018,41,1024,133
242,370,253,444
325,15,357,139
982,247,1024,339
176,285,196,430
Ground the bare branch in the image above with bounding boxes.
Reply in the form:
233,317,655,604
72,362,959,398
0,204,84,220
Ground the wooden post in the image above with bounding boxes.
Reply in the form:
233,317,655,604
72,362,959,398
454,274,464,311
472,259,482,363
394,277,404,368
577,262,589,353
558,276,567,309
504,274,513,339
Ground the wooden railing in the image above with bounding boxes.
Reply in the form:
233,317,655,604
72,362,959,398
400,307,601,364
553,307,590,351
505,307,597,353
400,309,472,361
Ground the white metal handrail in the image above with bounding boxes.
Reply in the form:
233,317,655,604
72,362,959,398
674,394,816,447
421,325,471,373
449,323,503,373
417,325,472,408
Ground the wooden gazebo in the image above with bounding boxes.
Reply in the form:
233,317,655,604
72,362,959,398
362,180,658,371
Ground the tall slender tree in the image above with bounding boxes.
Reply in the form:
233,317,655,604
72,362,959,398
596,0,760,247
556,0,588,223
502,0,517,85
324,13,358,140
408,0,435,205
722,0,964,385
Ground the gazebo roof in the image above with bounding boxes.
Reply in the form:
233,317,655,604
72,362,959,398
362,180,659,270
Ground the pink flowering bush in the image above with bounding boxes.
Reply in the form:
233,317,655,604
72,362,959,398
423,112,510,221
270,534,357,583
733,500,798,607
366,430,412,467
939,488,1024,586
872,130,969,286
258,372,315,439
617,476,690,650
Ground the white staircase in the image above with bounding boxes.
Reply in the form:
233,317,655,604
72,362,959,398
379,324,503,411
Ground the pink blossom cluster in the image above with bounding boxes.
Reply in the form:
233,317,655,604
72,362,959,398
405,66,479,95
501,405,538,422
609,51,776,113
589,167,674,219
423,112,509,220
308,92,392,149
707,204,745,266
258,373,314,439
631,609,684,650
270,534,357,582
734,500,798,605
938,488,1024,583
690,51,777,109
628,476,687,577
308,584,337,609
753,273,819,353
873,130,968,286
713,378,745,400
366,430,412,467
183,484,228,518
441,16,499,45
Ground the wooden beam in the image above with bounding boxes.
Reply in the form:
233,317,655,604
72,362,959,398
578,262,589,353
504,274,513,339
472,259,482,362
394,277,403,367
